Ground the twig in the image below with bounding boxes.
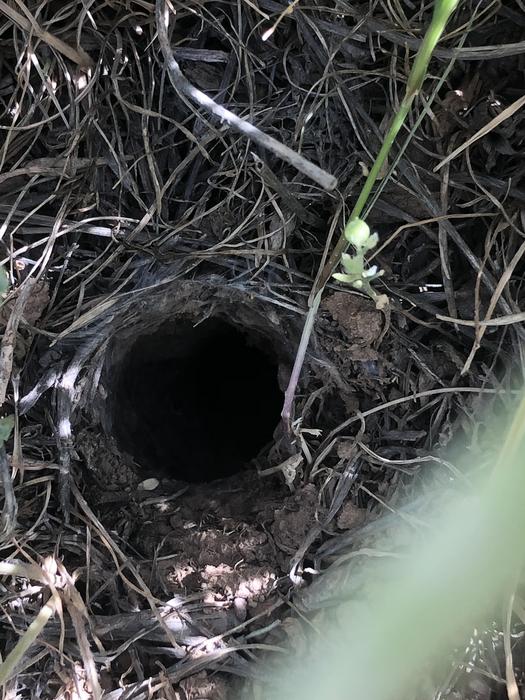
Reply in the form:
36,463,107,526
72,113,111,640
155,0,337,191
281,291,321,426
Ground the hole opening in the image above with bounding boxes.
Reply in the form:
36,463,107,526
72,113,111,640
112,318,284,483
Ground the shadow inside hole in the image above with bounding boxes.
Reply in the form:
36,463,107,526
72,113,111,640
112,318,284,483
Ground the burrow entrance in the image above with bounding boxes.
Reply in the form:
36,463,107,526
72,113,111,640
111,317,284,483
77,284,311,618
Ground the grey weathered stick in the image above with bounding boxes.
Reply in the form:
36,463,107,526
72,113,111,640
155,0,337,191
0,279,36,407
281,291,321,427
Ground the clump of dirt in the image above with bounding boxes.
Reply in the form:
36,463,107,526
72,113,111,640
179,672,229,700
77,430,141,495
336,500,366,531
271,484,321,555
138,473,287,599
322,292,385,361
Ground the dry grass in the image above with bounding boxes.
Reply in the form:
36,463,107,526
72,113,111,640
1,0,525,697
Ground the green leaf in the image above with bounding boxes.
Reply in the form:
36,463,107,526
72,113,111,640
333,273,355,284
341,253,364,275
0,415,14,444
363,232,379,251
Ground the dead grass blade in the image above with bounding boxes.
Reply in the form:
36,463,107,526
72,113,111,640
58,562,102,700
0,445,17,540
0,0,93,68
461,239,525,374
434,94,525,172
0,279,38,407
0,559,62,686
437,311,525,327
504,585,520,700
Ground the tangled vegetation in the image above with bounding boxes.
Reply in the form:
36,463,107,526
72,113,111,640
0,0,525,698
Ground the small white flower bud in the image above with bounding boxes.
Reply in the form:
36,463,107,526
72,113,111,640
345,219,370,247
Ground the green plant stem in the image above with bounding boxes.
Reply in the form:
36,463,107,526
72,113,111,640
265,389,525,700
281,0,460,429
0,594,58,685
316,0,460,293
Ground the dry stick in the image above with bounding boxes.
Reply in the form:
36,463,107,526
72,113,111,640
281,292,321,427
281,0,460,428
155,0,337,192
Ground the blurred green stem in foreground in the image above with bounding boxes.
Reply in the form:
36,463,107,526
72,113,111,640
259,388,525,700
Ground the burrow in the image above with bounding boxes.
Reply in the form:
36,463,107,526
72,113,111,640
69,278,333,609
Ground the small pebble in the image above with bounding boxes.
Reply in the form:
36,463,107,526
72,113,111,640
138,477,159,491
233,597,247,622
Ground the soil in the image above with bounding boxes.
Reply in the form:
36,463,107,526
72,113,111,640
321,291,386,361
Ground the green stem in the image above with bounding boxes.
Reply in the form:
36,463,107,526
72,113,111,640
316,0,460,293
282,0,460,430
0,595,58,685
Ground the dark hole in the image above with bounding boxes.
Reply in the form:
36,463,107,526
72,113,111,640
112,318,283,483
